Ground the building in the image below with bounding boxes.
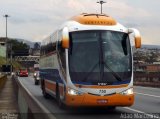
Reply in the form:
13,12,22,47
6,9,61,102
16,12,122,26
134,64,160,82
146,64,160,72
29,42,40,56
0,38,6,57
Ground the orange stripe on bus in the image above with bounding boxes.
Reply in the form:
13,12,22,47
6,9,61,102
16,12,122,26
45,80,56,93
59,84,64,97
71,14,117,26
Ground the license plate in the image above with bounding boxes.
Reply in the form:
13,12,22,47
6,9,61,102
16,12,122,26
97,99,108,104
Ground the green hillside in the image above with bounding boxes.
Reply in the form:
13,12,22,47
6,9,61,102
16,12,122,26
0,56,6,65
0,56,21,70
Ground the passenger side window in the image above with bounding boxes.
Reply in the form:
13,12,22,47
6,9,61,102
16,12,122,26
57,32,66,71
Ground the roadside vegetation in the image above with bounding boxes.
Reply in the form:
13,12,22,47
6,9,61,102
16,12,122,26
0,56,22,70
0,56,6,66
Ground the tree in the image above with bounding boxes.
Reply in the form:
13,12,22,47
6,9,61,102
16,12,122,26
8,39,29,50
34,42,40,50
8,39,30,57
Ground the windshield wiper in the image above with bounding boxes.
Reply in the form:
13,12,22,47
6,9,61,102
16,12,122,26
103,62,122,81
82,61,122,82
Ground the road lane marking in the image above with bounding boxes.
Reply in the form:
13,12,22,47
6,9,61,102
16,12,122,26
135,92,160,98
123,107,160,119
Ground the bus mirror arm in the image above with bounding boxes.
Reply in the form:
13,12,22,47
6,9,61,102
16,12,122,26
62,27,70,49
128,28,141,48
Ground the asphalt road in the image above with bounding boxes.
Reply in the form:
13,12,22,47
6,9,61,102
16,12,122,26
17,76,160,119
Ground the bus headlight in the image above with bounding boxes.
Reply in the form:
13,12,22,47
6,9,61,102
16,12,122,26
68,88,83,95
120,88,133,95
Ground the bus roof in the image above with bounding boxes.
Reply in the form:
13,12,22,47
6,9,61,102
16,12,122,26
70,13,117,26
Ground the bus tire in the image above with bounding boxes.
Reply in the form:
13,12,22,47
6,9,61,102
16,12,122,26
40,79,44,90
42,80,50,99
56,85,65,109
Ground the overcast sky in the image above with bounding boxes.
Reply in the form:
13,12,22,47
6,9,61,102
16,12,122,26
0,0,160,45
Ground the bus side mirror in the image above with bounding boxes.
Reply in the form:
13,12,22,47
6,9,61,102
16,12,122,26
128,28,141,48
62,27,69,49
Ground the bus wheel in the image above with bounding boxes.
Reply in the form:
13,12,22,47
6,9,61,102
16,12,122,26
42,80,49,99
42,87,50,99
57,86,65,109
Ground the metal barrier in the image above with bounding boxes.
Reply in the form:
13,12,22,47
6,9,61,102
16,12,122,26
12,75,56,119
0,75,7,90
134,81,160,88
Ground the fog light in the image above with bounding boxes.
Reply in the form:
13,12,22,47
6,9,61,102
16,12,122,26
68,88,83,95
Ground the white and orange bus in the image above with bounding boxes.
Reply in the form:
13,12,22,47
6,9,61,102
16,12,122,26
40,13,141,108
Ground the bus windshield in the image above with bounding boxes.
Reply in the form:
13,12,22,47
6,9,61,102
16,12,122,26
69,30,132,85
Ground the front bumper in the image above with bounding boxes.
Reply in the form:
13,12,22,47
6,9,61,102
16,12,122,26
65,93,134,107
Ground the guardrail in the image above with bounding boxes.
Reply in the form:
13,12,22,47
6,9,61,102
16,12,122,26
12,75,56,119
134,81,160,88
0,75,7,90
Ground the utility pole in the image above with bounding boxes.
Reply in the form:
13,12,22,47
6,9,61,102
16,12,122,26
97,0,106,14
3,14,10,64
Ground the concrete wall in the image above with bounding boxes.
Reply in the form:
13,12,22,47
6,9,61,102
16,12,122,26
0,75,7,90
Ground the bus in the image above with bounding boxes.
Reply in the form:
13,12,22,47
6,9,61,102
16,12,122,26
40,13,141,108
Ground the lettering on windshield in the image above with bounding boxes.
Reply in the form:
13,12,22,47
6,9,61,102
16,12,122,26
98,83,108,86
